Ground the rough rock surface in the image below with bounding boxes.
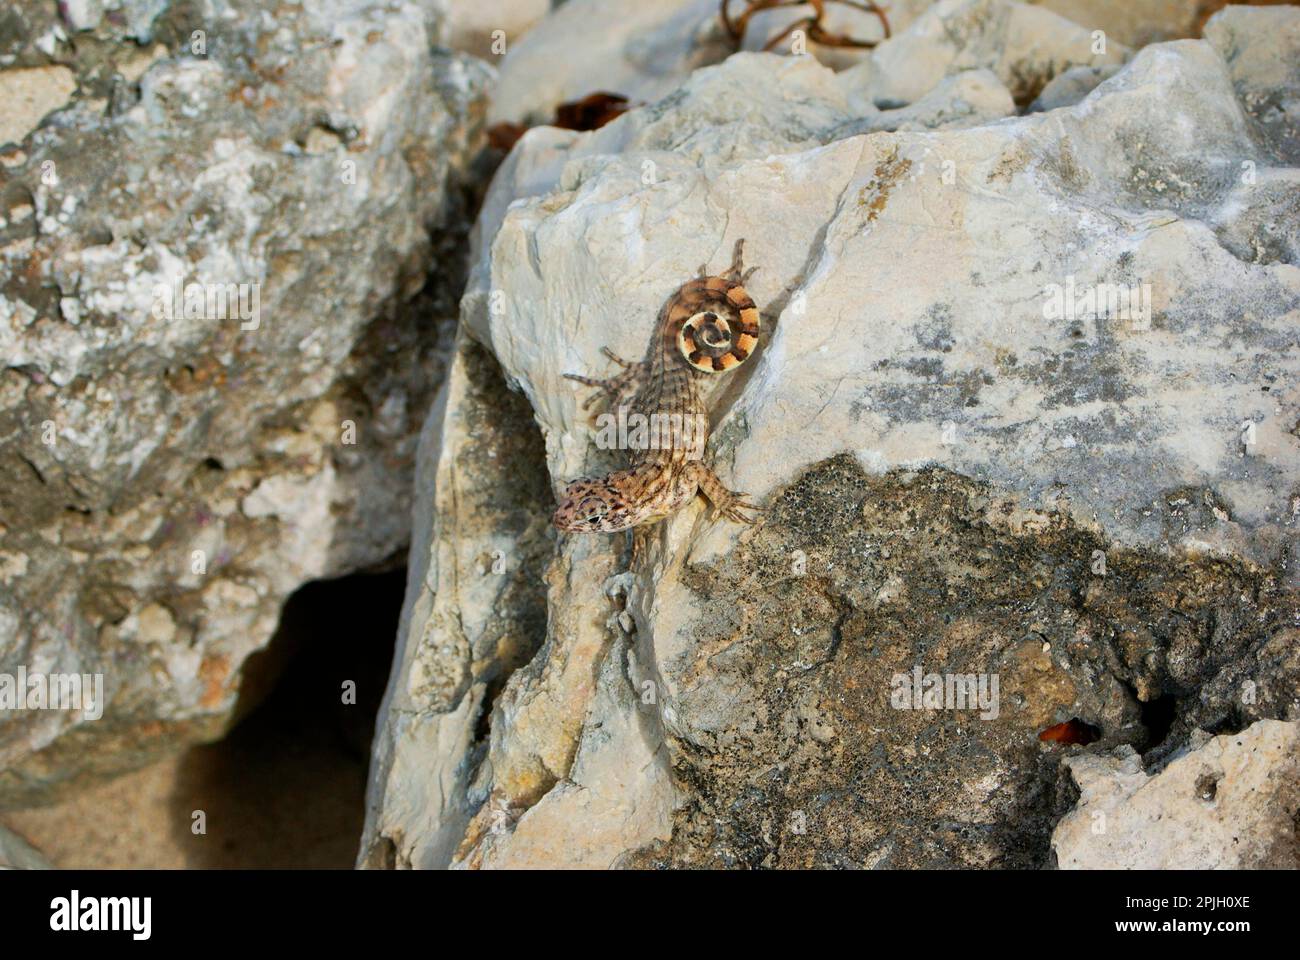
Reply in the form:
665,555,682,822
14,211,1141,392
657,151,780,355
0,821,49,868
1053,719,1300,868
840,0,1128,109
362,0,1300,870
487,0,728,127
1203,4,1300,163
361,1,1300,868
486,0,948,130
1027,63,1120,112
0,0,489,805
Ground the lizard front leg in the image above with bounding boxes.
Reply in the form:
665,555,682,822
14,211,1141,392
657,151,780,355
564,348,647,412
688,461,760,524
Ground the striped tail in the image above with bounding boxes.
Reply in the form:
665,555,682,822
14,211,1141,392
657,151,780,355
666,275,762,373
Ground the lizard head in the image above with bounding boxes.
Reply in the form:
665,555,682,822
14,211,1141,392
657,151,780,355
552,478,635,532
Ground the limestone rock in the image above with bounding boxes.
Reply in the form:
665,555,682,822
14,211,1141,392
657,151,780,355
0,0,490,804
487,0,733,126
1203,4,1300,162
1026,63,1120,112
363,4,1300,868
0,822,50,868
836,68,1016,135
359,334,557,869
841,0,1129,108
1053,720,1300,868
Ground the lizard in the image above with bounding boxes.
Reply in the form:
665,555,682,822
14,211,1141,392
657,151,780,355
552,238,763,533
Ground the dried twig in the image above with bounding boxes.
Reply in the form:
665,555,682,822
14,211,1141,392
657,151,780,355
721,0,890,51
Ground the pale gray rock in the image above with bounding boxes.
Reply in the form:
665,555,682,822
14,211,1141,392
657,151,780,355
482,42,1294,565
839,0,1128,108
487,0,733,126
359,333,558,869
0,0,490,804
1201,8,1300,272
835,68,1015,135
1026,63,1120,112
60,0,106,33
363,3,1300,869
1053,720,1300,869
1203,4,1300,163
0,821,49,868
484,0,1116,131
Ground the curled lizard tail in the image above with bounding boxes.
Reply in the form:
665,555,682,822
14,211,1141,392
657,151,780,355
667,239,762,373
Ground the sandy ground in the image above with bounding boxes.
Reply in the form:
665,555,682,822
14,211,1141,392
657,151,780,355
1,570,401,869
1,694,369,869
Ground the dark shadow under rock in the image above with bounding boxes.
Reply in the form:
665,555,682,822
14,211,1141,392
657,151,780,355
168,568,403,869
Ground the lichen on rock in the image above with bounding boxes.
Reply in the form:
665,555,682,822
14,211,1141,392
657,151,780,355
0,0,491,805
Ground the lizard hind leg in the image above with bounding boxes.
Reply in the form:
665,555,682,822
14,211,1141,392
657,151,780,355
722,238,759,286
725,238,745,281
700,239,750,282
688,461,761,525
563,354,647,412
600,346,635,369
